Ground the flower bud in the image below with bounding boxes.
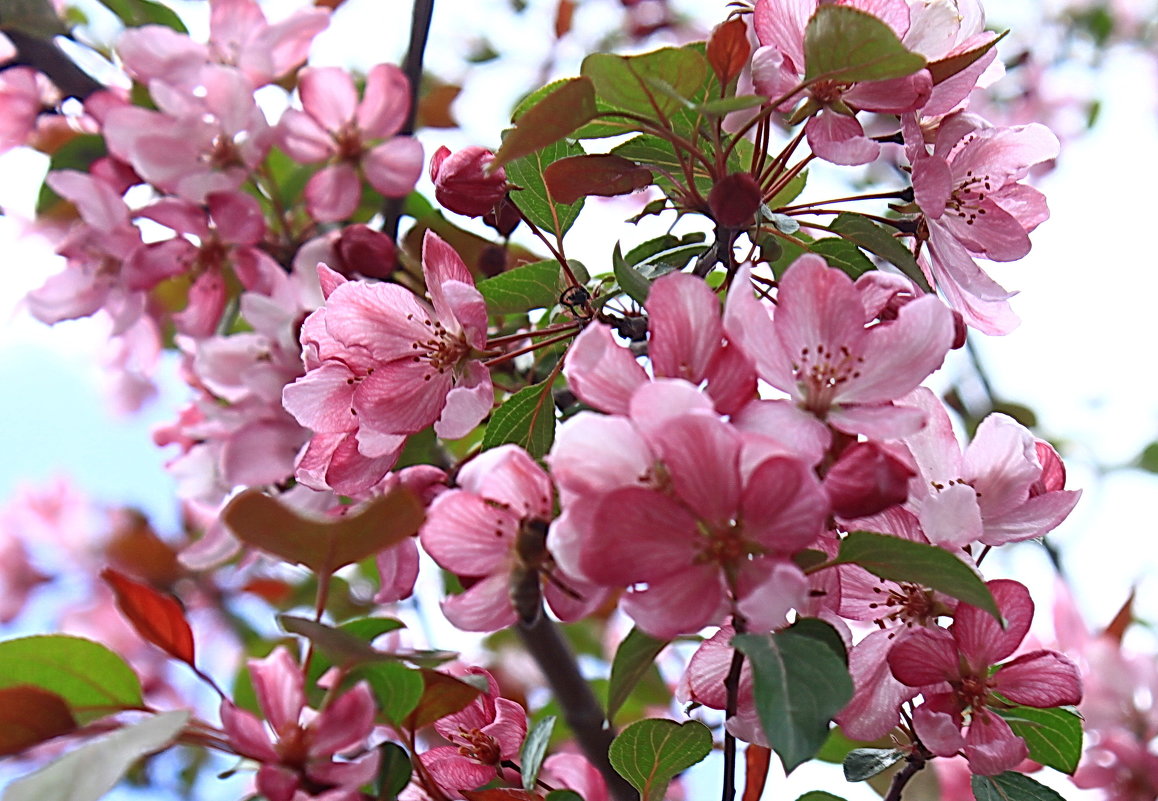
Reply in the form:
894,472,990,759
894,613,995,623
335,224,396,279
430,145,509,218
825,441,916,519
708,172,762,228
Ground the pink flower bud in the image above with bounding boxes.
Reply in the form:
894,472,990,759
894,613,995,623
1031,440,1067,496
825,441,916,519
708,172,762,228
430,145,509,218
335,223,396,279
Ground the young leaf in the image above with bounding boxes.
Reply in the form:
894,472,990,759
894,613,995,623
0,636,143,723
804,6,926,83
996,705,1083,775
2,710,189,801
95,0,189,31
828,213,930,291
607,626,669,723
481,379,557,458
101,568,195,666
582,47,709,119
743,744,771,801
796,794,848,801
404,669,484,730
927,31,1007,86
506,138,587,238
707,17,751,85
0,687,77,756
971,771,1068,801
462,791,540,801
221,485,425,575
608,718,713,801
613,242,652,305
830,531,1000,621
280,616,455,670
493,78,597,170
520,715,557,791
544,154,653,205
478,259,567,315
842,748,903,781
355,662,426,726
733,629,853,773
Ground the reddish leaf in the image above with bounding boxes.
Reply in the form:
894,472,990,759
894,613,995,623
742,744,771,801
554,0,575,40
404,669,483,730
544,155,653,205
707,17,751,85
1103,589,1136,644
927,31,1006,85
0,686,78,756
417,83,461,129
222,486,425,576
102,568,195,666
463,791,542,801
492,78,597,170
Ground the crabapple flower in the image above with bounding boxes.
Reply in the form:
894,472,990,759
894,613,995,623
429,145,509,218
278,64,423,221
724,257,954,439
283,232,493,494
420,445,605,631
220,647,379,801
901,387,1080,548
887,579,1082,775
906,111,1060,333
419,668,527,795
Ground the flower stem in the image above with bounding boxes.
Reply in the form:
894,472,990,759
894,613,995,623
516,613,637,801
884,747,929,801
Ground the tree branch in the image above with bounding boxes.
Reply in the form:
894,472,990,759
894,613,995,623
3,29,103,100
516,613,636,801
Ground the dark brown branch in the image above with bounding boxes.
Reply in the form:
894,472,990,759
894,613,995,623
3,29,103,100
516,612,636,801
883,747,929,801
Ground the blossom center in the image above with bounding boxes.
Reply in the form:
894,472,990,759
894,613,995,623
408,314,471,377
947,169,994,227
792,342,864,412
869,582,940,629
454,728,502,766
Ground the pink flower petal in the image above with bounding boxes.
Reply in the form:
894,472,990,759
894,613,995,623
953,579,1033,668
357,63,410,137
421,490,517,576
305,163,361,223
364,137,424,197
299,66,358,132
563,322,647,415
964,709,1028,775
806,111,880,166
995,650,1082,708
647,272,722,383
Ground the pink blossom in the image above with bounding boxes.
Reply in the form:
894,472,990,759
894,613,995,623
724,257,954,439
220,647,379,801
429,145,509,218
906,111,1060,334
278,64,423,221
901,387,1080,548
420,445,605,632
887,579,1082,775
0,67,42,154
419,668,527,795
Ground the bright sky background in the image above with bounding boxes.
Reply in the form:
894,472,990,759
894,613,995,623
1,0,1156,798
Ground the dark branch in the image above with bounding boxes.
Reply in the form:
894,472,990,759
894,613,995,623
4,30,103,100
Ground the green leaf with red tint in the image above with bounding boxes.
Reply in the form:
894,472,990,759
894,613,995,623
462,791,542,801
493,78,597,170
544,155,653,205
480,379,557,458
404,669,484,730
707,17,751,85
101,568,194,666
0,636,143,723
222,486,425,576
804,6,925,83
927,31,1007,85
0,686,77,756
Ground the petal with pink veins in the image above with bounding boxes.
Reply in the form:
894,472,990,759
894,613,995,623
964,709,1028,775
995,650,1082,708
563,323,647,414
421,490,518,575
805,111,880,166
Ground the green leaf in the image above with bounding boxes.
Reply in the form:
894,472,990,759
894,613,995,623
829,212,930,291
804,6,926,83
733,629,853,773
612,134,714,199
842,748,903,781
546,792,584,801
376,742,413,801
405,669,484,730
36,135,108,214
506,138,586,238
2,710,189,801
796,794,848,801
582,47,709,119
927,31,1006,86
493,78,597,170
221,486,425,576
608,719,713,801
766,169,809,210
520,715,556,791
697,94,767,117
481,379,557,458
94,0,188,31
1137,442,1158,473
971,772,1068,801
356,662,425,726
0,636,143,724
811,238,876,279
607,627,669,723
829,531,999,621
613,242,652,304
783,618,847,664
996,705,1083,775
281,616,455,671
478,259,569,315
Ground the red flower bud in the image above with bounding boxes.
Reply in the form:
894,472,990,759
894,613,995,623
825,441,916,519
430,145,509,218
335,224,397,279
708,172,762,228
